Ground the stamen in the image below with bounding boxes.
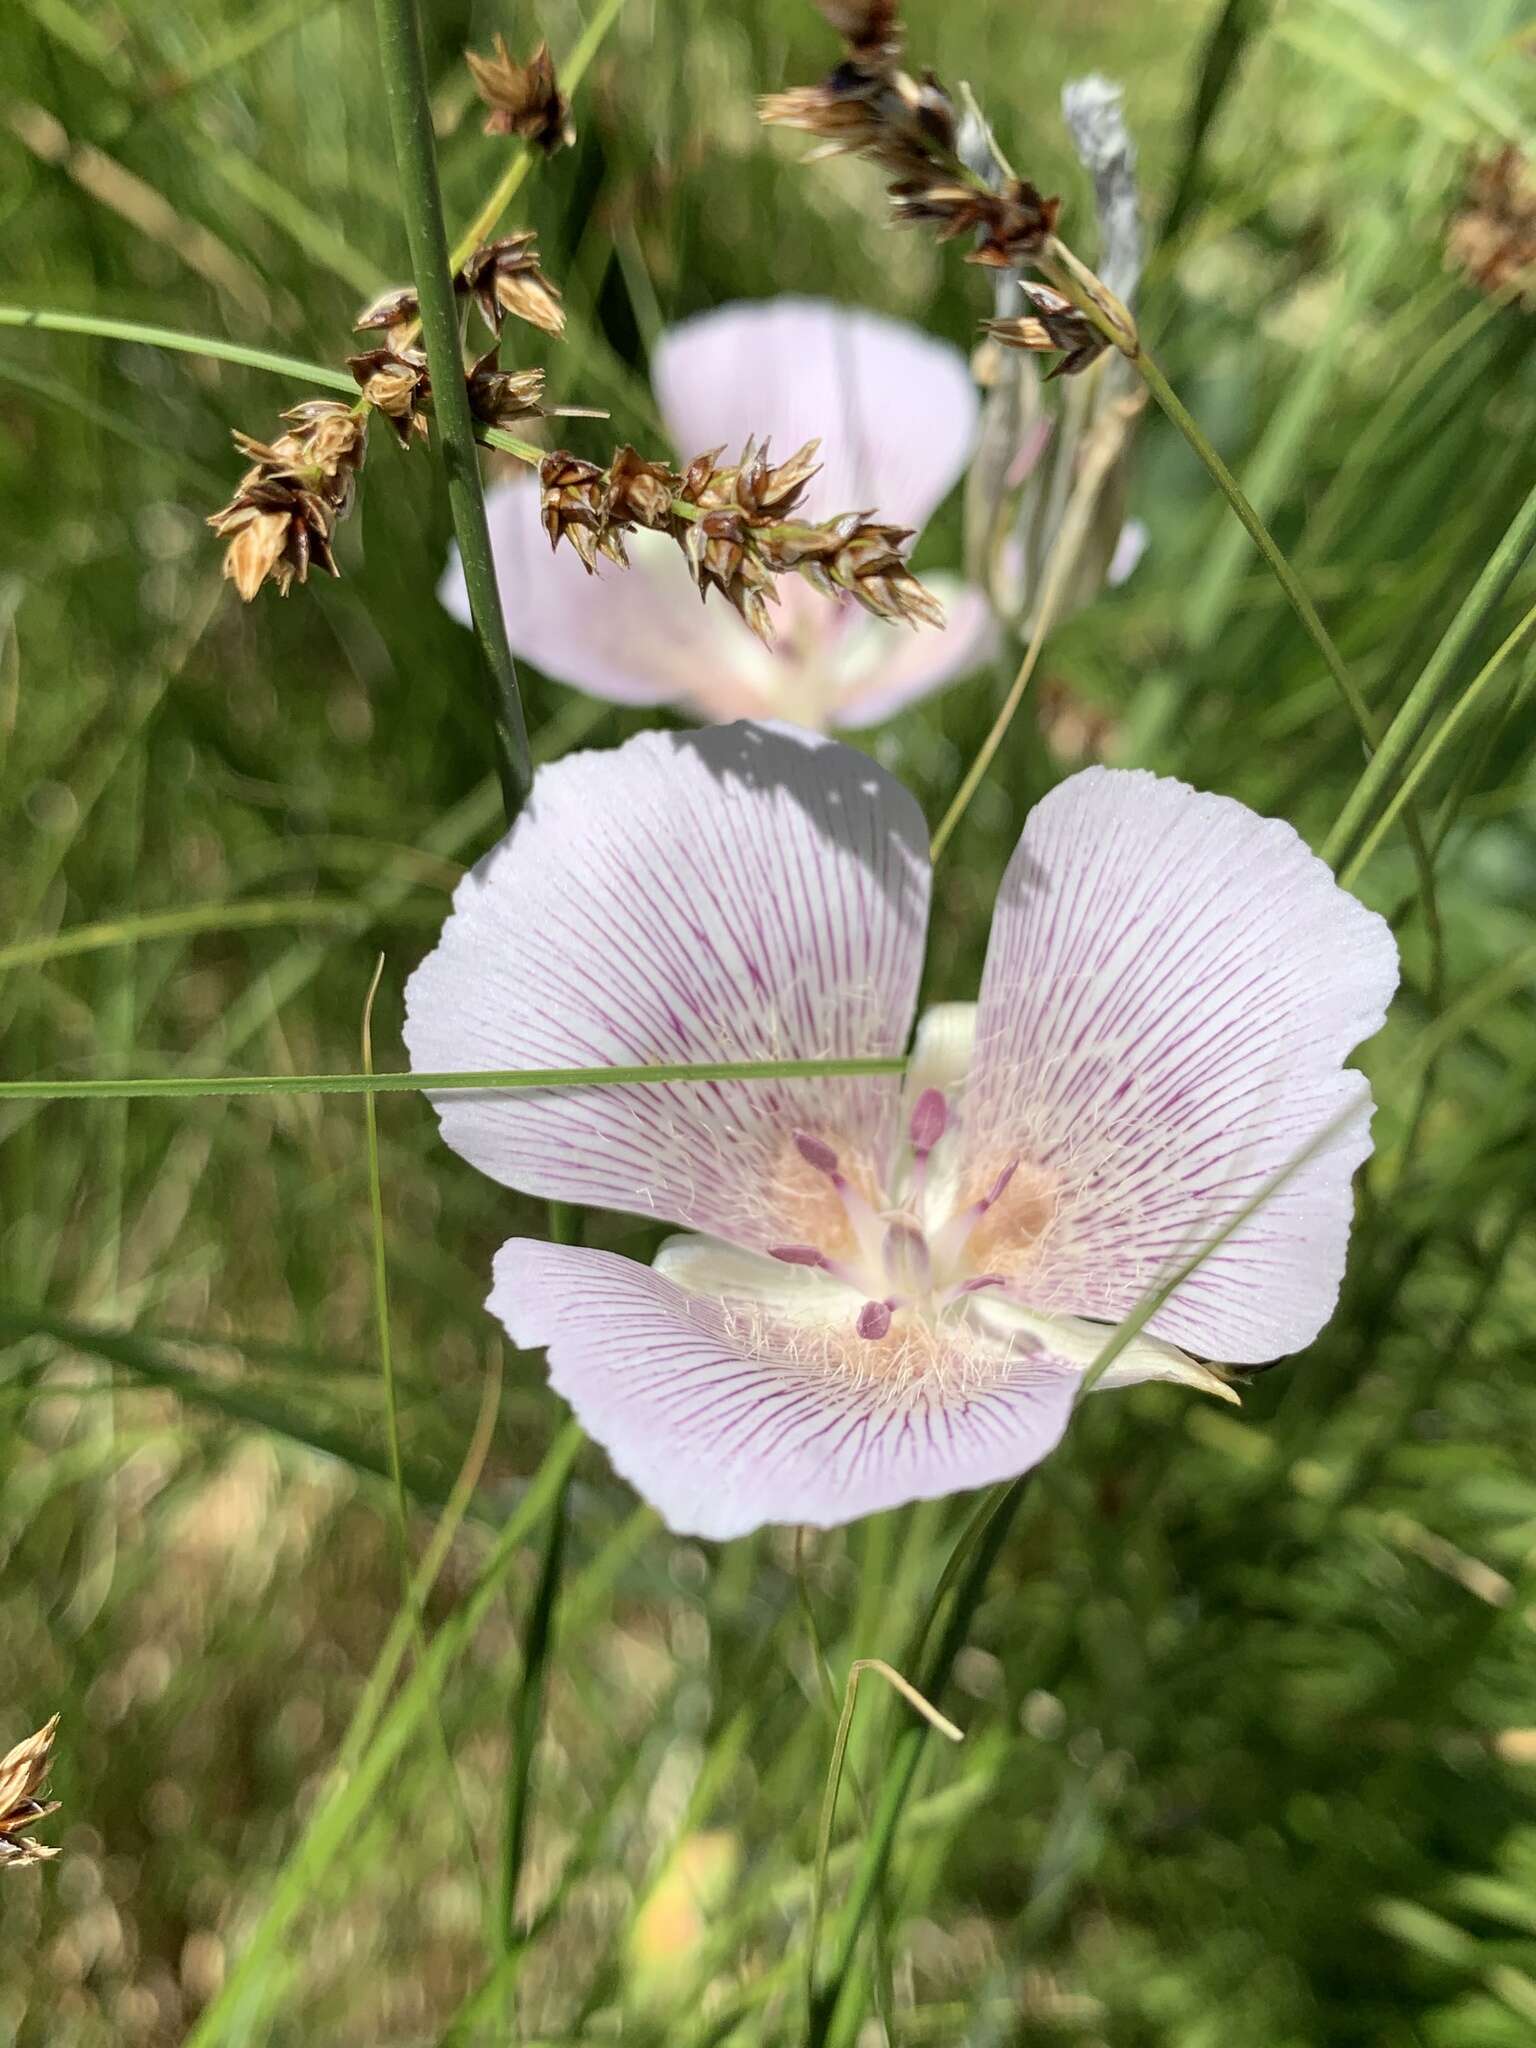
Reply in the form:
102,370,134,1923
980,1160,1017,1210
905,1087,948,1205
770,1243,868,1293
792,1128,886,1274
857,1300,893,1341
794,1131,840,1176
908,1088,948,1156
948,1273,1006,1299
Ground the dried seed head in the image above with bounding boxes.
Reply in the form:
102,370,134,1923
1,1715,61,1870
466,34,574,152
684,507,778,642
459,235,566,338
730,437,822,519
604,444,681,529
798,516,945,628
675,446,730,513
208,477,339,599
761,59,950,175
888,176,993,242
539,450,619,570
530,427,941,651
968,178,1061,266
211,390,367,599
352,285,422,349
1447,145,1536,304
274,400,368,478
892,174,1059,263
346,347,431,447
762,6,1078,305
216,504,294,600
759,69,890,156
985,285,1106,378
811,0,904,64
465,349,548,426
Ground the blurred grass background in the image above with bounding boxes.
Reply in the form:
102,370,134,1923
3,0,1536,2041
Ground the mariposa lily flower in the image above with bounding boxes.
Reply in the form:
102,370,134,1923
405,724,1397,1540
441,297,997,730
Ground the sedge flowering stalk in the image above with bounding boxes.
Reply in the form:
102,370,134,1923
445,297,998,730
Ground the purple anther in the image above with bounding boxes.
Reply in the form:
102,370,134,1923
952,1273,1006,1296
980,1160,1018,1211
794,1132,840,1177
770,1244,828,1268
856,1299,893,1341
908,1087,948,1156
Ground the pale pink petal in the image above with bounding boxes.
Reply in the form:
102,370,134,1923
492,1239,1079,1538
403,723,930,1247
964,768,1398,1362
444,475,771,718
651,298,979,530
830,577,998,729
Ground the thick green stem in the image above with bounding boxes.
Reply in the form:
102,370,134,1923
372,0,530,812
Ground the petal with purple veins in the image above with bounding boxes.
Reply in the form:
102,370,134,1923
492,1238,1080,1538
404,723,930,1249
962,768,1398,1363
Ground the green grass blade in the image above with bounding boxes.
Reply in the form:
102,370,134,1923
0,1054,909,1104
1324,476,1536,869
372,0,529,808
182,1423,583,2048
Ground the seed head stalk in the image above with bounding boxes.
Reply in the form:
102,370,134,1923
372,0,530,812
930,352,1138,861
1028,237,1383,748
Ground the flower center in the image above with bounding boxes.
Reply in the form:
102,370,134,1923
768,1092,1035,1347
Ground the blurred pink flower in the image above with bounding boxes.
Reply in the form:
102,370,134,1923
406,723,1397,1539
441,298,997,730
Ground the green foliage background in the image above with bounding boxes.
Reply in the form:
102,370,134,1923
2,0,1535,2042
